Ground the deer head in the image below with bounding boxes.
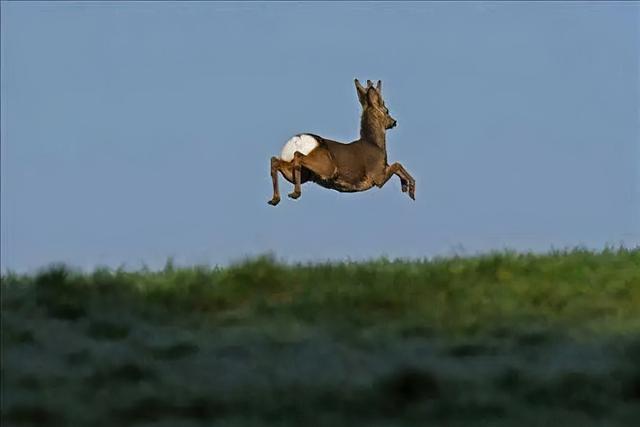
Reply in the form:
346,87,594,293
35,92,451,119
355,79,397,130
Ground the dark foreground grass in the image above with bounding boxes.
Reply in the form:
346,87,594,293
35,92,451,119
2,249,640,426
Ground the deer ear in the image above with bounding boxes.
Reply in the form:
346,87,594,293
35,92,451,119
355,79,368,106
366,79,373,88
376,80,382,94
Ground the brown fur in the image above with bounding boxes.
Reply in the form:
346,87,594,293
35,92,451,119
268,79,415,206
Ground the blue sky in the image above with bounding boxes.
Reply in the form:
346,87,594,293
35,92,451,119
1,1,638,272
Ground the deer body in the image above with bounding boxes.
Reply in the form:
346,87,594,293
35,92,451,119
268,79,415,205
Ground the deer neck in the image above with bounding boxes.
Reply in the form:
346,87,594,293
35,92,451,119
360,111,386,150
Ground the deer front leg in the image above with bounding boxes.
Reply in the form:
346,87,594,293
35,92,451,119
377,162,416,200
268,157,283,206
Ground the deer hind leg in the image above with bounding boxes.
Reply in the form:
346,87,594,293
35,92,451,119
268,156,291,206
377,162,416,200
288,149,337,200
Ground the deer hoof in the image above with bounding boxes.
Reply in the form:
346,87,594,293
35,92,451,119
401,184,408,193
268,196,281,206
288,191,301,200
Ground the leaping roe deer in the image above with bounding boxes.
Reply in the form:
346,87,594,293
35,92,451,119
268,79,415,206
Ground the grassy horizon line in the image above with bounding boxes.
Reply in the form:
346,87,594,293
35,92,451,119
3,246,639,338
2,245,639,277
3,246,640,426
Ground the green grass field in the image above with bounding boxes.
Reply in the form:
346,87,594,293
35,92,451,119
3,248,640,426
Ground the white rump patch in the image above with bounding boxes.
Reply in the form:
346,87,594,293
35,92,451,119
279,134,319,162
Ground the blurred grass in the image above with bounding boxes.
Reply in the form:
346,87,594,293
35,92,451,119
2,248,640,426
5,247,638,336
